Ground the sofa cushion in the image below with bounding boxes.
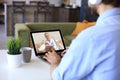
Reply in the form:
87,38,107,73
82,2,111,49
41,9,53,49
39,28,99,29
71,22,96,36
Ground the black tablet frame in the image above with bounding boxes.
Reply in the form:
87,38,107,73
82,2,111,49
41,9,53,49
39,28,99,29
30,29,66,56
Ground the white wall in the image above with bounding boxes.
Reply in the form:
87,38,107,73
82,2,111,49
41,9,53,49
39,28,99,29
5,0,62,5
70,0,81,7
5,0,81,6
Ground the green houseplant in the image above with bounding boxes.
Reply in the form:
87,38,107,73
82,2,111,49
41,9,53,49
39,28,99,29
7,37,22,68
7,38,21,55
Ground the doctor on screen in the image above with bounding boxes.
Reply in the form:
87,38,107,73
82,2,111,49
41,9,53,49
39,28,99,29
44,32,59,50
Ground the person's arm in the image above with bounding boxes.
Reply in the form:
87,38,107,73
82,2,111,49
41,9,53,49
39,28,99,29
43,49,61,76
44,29,96,80
50,64,58,76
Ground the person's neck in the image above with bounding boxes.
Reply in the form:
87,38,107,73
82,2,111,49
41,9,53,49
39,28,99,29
97,3,114,15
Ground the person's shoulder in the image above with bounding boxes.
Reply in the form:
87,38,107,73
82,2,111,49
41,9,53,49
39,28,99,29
75,24,106,43
76,25,96,39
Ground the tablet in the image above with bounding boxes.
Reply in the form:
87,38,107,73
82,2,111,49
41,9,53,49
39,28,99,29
30,29,66,56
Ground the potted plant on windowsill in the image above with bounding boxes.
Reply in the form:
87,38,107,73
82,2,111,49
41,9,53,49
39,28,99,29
7,37,22,68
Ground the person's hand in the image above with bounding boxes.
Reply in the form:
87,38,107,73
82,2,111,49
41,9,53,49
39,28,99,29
43,49,61,76
43,49,61,66
61,50,67,57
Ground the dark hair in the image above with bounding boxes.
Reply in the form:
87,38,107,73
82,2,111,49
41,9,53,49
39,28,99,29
102,0,120,7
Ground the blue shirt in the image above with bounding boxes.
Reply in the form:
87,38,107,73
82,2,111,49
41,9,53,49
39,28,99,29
52,8,120,80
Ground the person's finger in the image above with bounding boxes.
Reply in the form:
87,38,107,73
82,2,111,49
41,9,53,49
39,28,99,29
43,55,51,63
48,50,56,56
43,53,50,60
51,48,55,52
43,55,47,60
45,52,50,56
61,50,66,54
61,50,67,56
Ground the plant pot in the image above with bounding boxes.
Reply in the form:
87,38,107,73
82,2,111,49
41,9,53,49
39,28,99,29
7,53,22,68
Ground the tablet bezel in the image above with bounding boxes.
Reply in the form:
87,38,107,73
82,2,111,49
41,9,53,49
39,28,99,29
30,29,66,56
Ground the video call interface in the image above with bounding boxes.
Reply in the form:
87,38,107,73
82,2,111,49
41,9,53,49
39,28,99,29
31,31,65,54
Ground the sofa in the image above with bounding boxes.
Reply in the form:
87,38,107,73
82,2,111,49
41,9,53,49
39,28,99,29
15,22,77,47
15,22,96,48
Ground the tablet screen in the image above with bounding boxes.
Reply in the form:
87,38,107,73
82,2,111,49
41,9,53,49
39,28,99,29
30,29,66,56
